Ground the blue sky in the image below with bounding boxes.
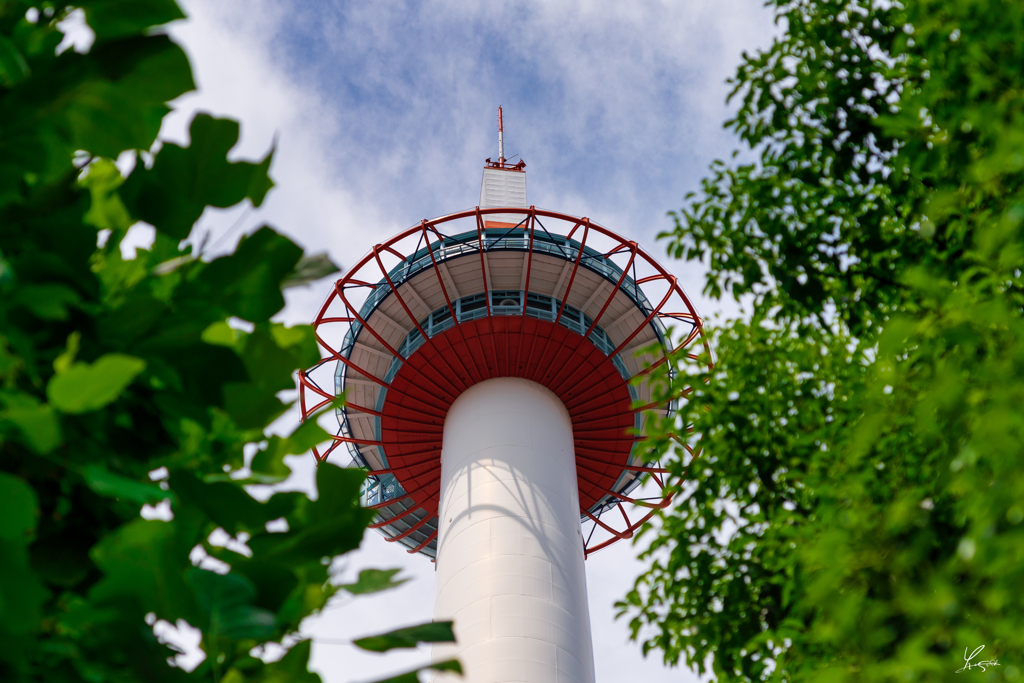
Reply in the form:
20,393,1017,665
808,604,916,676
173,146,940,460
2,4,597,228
162,2,776,681
254,1,746,230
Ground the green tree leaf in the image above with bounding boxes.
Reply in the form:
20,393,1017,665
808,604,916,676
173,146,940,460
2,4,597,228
281,252,341,289
0,396,61,453
251,418,332,483
185,227,303,324
78,0,186,42
11,283,81,321
173,472,280,535
81,157,132,230
60,36,194,159
0,34,29,86
338,568,409,596
354,621,456,652
47,353,146,414
0,539,49,636
80,464,166,505
186,568,277,641
368,659,462,683
89,518,199,624
249,462,370,565
224,640,321,683
227,559,299,615
0,472,38,545
120,113,274,240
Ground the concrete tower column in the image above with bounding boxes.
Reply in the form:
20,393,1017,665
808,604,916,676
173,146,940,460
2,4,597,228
433,378,596,683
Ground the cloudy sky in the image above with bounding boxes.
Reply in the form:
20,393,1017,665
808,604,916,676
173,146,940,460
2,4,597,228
160,2,775,681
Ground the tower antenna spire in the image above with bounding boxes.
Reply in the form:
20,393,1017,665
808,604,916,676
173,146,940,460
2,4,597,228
497,106,505,163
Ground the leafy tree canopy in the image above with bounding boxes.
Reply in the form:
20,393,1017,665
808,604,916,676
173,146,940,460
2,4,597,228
623,0,1024,681
0,2,456,682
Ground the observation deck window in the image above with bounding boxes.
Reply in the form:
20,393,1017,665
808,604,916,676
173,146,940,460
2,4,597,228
459,293,487,315
491,290,522,315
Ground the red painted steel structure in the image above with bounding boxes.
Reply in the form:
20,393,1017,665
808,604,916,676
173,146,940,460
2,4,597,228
298,206,708,558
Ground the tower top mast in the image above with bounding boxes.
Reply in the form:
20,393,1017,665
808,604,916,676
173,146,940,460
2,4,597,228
485,106,525,170
498,106,505,163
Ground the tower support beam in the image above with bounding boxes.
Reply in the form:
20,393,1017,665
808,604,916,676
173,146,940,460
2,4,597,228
433,378,596,683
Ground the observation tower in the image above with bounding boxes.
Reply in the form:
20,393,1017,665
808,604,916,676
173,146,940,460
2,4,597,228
298,109,706,683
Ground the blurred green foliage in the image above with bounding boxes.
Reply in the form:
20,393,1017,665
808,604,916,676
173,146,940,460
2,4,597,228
0,2,455,682
622,0,1024,681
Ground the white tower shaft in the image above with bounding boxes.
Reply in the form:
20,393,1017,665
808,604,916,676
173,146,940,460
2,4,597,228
433,378,596,683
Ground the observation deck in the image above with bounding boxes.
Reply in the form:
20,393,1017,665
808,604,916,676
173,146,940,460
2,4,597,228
299,204,706,559
299,130,711,682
